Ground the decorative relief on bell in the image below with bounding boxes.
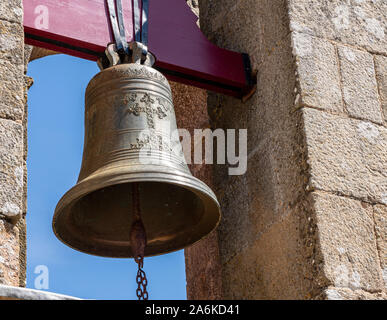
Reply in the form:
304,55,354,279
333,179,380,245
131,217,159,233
122,92,172,129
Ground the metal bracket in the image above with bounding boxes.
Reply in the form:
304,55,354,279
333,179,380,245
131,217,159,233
130,41,149,64
97,42,155,70
102,0,150,69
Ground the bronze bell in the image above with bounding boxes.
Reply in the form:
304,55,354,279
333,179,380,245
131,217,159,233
52,63,221,258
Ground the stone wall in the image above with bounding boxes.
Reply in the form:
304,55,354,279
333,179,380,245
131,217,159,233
183,0,387,299
289,0,387,300
0,0,29,287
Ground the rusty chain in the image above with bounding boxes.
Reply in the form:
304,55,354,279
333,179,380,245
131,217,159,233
135,255,149,300
130,182,149,300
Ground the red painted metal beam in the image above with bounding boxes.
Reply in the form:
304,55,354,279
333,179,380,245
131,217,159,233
23,0,254,97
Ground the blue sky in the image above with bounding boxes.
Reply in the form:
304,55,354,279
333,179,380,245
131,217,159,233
26,54,187,300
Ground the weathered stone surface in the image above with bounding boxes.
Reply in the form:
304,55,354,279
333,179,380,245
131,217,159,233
303,108,387,205
170,81,223,300
0,59,24,120
214,172,249,265
171,82,209,135
320,287,387,300
208,33,299,155
23,76,33,162
199,0,290,67
197,0,236,39
29,47,58,62
214,125,307,267
0,58,23,83
206,31,306,267
0,20,24,65
373,205,387,289
0,0,22,24
15,217,26,287
24,45,33,70
289,0,387,54
312,192,383,292
292,32,343,113
374,54,387,122
246,33,298,151
0,119,23,221
185,232,223,300
337,45,382,123
0,219,20,286
221,212,313,299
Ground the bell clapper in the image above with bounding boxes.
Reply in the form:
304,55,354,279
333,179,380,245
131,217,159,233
130,182,149,300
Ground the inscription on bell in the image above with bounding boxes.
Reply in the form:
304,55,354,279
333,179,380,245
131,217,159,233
129,131,173,153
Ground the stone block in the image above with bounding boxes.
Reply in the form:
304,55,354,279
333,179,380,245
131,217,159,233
0,58,23,83
303,108,387,205
221,212,312,299
0,20,24,65
207,33,298,155
171,82,209,133
0,69,24,120
0,119,23,221
337,45,382,124
374,54,387,122
185,231,222,300
214,130,306,267
248,33,298,149
0,219,20,286
197,0,231,38
292,32,343,112
214,172,249,265
0,0,22,24
15,217,26,287
373,205,387,289
289,0,387,54
199,0,290,67
312,192,383,292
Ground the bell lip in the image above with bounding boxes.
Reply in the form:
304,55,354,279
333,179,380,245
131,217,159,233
52,165,221,258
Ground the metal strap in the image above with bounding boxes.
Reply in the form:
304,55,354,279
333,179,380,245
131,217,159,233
115,0,129,55
133,0,148,46
133,0,142,42
141,0,149,47
107,0,126,53
106,0,149,61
